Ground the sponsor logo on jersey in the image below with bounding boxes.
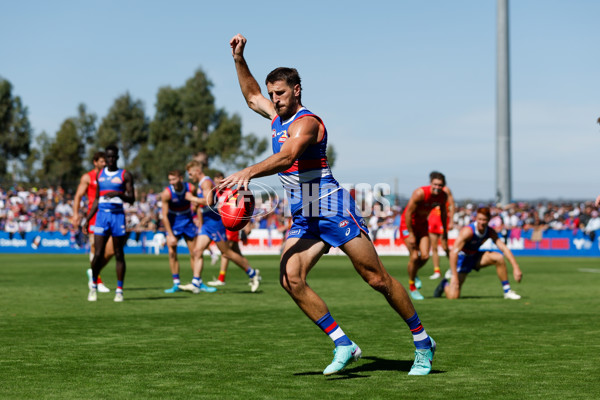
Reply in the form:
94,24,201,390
111,177,123,184
278,132,289,143
345,228,351,236
339,220,349,228
288,229,301,236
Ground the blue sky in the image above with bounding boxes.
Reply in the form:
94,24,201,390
2,0,599,201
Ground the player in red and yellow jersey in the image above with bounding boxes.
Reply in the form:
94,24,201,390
71,152,114,293
427,185,454,280
400,171,449,300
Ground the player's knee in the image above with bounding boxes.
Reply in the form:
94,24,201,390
366,274,389,293
279,272,304,295
419,254,430,263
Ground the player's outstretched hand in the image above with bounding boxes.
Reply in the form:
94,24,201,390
218,168,252,191
595,195,600,207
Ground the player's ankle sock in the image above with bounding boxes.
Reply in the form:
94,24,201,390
433,266,441,274
97,276,104,284
245,267,256,278
315,312,352,346
192,277,201,287
117,281,123,291
172,274,180,285
218,272,226,282
501,280,511,293
405,312,432,349
409,280,417,291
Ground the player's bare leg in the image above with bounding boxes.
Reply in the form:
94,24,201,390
341,232,416,318
112,235,127,302
177,235,216,293
480,251,521,299
216,240,260,291
429,232,442,279
406,236,430,299
87,236,114,292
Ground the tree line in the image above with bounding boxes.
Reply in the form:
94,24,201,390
0,69,270,193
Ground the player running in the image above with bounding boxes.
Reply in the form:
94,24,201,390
433,206,523,300
84,145,135,302
401,171,449,300
220,33,436,376
160,170,198,293
71,151,113,293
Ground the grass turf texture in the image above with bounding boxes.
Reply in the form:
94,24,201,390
1,254,599,399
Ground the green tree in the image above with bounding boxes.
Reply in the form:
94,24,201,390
327,144,337,169
96,92,149,172
39,120,84,188
74,103,98,167
0,78,32,182
138,68,267,188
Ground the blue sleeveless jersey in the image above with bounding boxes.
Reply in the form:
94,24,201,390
462,222,492,255
197,176,221,223
97,168,126,213
167,182,193,216
271,107,339,216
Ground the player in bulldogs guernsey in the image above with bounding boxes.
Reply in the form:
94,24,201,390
71,151,114,293
160,169,199,294
221,33,436,376
433,207,523,300
84,145,135,302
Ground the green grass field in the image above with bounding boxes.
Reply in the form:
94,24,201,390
1,253,599,399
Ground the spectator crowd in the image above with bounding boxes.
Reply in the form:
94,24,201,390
1,184,600,241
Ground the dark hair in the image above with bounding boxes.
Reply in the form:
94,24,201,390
105,144,119,154
477,207,491,218
213,171,224,179
92,151,106,162
266,67,301,90
429,171,446,185
168,170,182,178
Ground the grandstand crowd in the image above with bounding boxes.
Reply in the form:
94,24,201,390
1,184,600,239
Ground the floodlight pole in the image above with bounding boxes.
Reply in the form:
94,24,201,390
496,0,512,205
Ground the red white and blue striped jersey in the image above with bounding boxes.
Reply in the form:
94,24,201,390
463,222,492,255
97,168,126,213
167,182,193,216
271,107,338,216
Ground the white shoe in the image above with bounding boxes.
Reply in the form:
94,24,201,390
503,290,521,300
114,291,124,302
178,283,194,292
88,288,97,302
445,269,452,280
249,269,261,293
429,272,441,280
207,279,226,286
97,283,111,293
210,253,220,265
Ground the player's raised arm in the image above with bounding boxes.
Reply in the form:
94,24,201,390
230,33,276,120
